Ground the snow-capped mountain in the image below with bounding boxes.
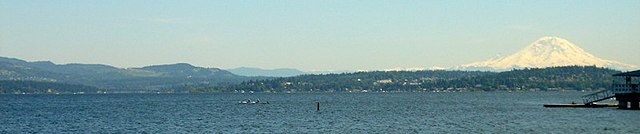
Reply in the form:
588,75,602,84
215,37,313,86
458,36,638,71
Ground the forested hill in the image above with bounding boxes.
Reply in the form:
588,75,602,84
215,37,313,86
188,66,621,93
0,56,254,90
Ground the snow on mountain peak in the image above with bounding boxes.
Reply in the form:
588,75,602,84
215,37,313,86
459,36,638,71
528,36,585,54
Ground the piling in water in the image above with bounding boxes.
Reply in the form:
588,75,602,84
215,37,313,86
317,102,320,111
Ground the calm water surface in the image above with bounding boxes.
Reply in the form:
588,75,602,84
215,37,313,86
1,92,639,133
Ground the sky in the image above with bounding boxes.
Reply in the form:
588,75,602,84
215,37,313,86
1,0,639,71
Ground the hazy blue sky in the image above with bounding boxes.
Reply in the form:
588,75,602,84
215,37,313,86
1,0,639,71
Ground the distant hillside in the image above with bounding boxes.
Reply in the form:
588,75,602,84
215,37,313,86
227,67,307,77
198,66,621,93
0,80,102,94
0,57,255,91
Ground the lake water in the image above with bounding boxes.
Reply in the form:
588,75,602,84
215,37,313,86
1,92,639,133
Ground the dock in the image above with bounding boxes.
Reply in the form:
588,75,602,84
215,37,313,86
543,103,617,108
545,70,640,110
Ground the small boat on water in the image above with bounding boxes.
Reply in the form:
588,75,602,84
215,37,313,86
239,99,269,104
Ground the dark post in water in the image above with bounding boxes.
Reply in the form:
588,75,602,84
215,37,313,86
317,102,320,111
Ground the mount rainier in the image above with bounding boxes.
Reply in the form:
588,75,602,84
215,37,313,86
458,36,638,71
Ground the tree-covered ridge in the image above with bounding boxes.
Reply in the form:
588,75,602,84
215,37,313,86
0,57,254,90
0,80,102,94
442,66,619,91
192,66,620,93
